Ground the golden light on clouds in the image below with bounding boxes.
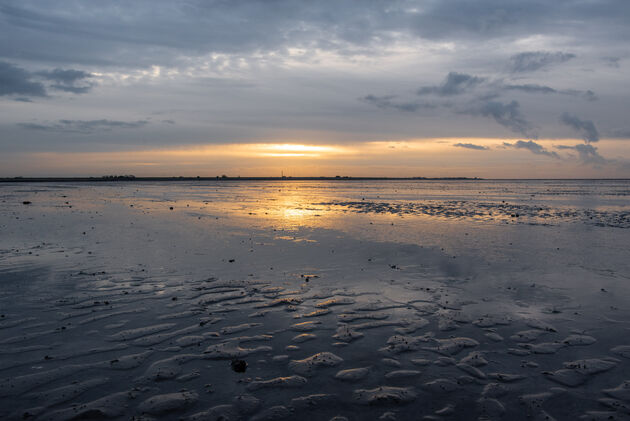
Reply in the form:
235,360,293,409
3,138,626,178
253,143,350,157
139,143,351,159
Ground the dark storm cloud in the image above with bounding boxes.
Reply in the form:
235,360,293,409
508,51,576,73
453,143,489,151
503,140,559,158
0,61,46,96
560,113,599,143
417,72,485,96
361,95,435,112
18,119,149,133
556,143,607,165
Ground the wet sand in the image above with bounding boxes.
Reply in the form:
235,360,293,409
0,180,629,420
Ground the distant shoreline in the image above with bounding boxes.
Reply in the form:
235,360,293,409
0,176,482,182
1,176,629,183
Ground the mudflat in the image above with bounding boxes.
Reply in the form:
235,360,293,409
1,179,629,420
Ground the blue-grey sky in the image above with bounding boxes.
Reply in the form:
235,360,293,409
1,0,629,177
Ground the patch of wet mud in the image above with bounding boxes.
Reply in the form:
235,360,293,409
1,181,629,420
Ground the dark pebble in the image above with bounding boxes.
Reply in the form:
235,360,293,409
231,359,247,373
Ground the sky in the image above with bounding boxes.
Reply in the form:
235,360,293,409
1,0,629,178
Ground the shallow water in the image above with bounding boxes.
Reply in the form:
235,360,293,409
0,180,629,420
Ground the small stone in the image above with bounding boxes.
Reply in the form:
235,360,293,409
231,359,247,373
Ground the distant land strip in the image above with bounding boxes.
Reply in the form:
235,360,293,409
0,176,483,182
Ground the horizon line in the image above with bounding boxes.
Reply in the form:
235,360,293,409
2,176,630,183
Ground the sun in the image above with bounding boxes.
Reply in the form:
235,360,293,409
257,144,347,157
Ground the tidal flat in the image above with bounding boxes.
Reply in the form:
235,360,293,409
1,179,629,420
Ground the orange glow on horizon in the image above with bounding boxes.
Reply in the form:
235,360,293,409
4,137,626,178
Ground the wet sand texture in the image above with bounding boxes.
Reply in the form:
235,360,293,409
0,180,629,419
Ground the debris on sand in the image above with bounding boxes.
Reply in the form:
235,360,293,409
231,359,247,373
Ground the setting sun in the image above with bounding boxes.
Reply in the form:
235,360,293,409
255,143,349,157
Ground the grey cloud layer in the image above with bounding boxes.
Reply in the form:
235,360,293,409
418,72,485,96
0,61,93,97
361,95,436,112
1,1,630,67
18,119,149,133
0,61,46,96
508,51,576,73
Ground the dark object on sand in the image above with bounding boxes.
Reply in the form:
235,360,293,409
169,206,174,210
231,359,247,373
22,201,31,205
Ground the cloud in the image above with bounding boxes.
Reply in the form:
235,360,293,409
361,94,435,112
0,61,94,97
18,119,149,133
556,113,609,165
0,61,46,96
556,143,607,165
503,84,597,101
37,68,94,93
560,113,599,143
453,143,489,151
503,140,559,158
37,68,91,84
503,84,557,94
1,1,629,71
470,100,533,136
509,51,575,73
418,72,485,96
364,70,597,132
